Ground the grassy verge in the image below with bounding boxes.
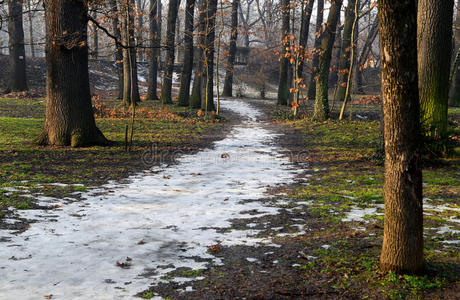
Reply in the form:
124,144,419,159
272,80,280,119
270,107,460,298
0,97,224,216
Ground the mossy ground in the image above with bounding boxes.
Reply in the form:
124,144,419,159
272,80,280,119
143,102,459,299
0,97,224,220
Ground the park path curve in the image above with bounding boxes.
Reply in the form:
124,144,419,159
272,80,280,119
0,99,307,299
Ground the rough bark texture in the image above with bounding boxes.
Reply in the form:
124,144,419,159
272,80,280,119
277,0,290,105
122,0,141,106
307,0,323,100
313,0,342,120
200,0,217,111
190,0,206,109
137,0,144,62
6,0,28,93
378,0,424,274
355,16,378,95
146,0,160,100
109,0,124,100
297,0,314,81
451,3,460,107
177,0,195,106
336,0,357,101
222,0,239,97
417,0,453,138
160,0,180,104
37,0,108,147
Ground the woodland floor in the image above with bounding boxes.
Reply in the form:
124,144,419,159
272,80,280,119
0,94,459,300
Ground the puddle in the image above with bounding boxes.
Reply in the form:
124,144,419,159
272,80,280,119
0,99,307,299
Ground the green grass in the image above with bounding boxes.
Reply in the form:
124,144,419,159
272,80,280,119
0,97,224,214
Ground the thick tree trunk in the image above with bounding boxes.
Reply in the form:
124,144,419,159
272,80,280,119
122,0,141,106
146,0,160,100
451,3,460,107
37,0,108,147
378,0,423,274
336,0,357,101
6,0,28,93
313,0,342,120
417,0,453,138
200,0,217,111
160,0,180,105
178,0,196,106
307,0,324,100
328,22,342,89
190,0,206,109
277,0,290,105
222,0,239,97
355,15,378,95
25,0,35,58
297,0,314,81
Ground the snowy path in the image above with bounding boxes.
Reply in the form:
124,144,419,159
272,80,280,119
0,99,306,299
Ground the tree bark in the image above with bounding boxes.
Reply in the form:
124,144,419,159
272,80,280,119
297,0,314,81
277,0,290,105
336,0,357,101
313,0,342,120
200,0,217,111
146,0,160,100
307,0,323,100
137,0,144,62
122,0,141,106
160,0,181,105
6,0,28,93
222,0,239,97
190,0,206,108
178,0,196,106
417,0,453,138
37,0,109,147
378,0,423,274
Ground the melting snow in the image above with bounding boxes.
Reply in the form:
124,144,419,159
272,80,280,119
0,99,307,299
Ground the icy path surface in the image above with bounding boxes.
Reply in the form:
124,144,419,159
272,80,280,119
0,100,305,300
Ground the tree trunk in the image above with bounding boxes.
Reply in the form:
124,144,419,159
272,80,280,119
108,0,124,99
451,3,460,107
122,0,141,106
417,0,453,138
277,0,290,105
378,0,423,274
328,21,342,89
146,0,160,100
178,0,196,106
200,0,217,111
222,0,239,97
160,0,181,105
355,15,378,95
313,0,342,120
6,0,28,93
307,0,324,100
336,0,357,101
137,0,144,62
37,0,109,147
25,0,35,58
190,0,206,109
297,0,314,81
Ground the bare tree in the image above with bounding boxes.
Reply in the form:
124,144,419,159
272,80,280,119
378,0,423,274
37,0,109,147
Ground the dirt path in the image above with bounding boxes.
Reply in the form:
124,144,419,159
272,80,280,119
0,99,310,299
